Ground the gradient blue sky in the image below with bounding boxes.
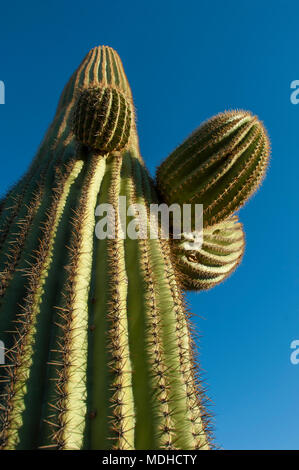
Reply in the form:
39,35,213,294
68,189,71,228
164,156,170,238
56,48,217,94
0,0,298,450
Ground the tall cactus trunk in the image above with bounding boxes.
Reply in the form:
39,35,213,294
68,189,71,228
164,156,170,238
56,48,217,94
0,46,211,450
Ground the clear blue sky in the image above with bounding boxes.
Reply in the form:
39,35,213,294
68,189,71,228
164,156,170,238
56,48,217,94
0,0,298,450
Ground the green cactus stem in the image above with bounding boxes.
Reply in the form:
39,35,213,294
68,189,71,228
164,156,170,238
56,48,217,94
156,110,270,228
0,46,211,450
171,216,245,291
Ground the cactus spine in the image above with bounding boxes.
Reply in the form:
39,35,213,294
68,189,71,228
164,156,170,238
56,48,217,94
0,45,269,451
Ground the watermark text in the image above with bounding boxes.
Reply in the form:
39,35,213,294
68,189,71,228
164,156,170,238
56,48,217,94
290,340,299,365
95,197,203,250
0,81,5,104
290,80,299,104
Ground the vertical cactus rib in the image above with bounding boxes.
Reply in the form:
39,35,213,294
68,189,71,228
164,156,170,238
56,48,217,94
144,169,213,444
120,150,176,450
0,159,84,449
134,158,210,450
88,160,114,449
36,154,91,449
90,155,135,450
108,48,122,88
105,156,135,450
98,47,126,92
98,47,136,123
47,153,106,450
157,239,210,449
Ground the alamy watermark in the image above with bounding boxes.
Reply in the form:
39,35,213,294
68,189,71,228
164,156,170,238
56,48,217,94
0,80,5,104
94,197,203,250
0,340,5,365
290,80,299,104
290,340,299,365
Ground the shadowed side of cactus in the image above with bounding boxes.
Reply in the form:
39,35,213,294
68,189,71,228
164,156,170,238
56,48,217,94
156,110,270,228
0,46,211,450
171,216,245,291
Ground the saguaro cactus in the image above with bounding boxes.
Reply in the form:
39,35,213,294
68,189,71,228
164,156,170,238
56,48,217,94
0,45,269,450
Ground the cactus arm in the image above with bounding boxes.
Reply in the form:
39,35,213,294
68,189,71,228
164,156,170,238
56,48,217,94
172,217,245,291
156,110,270,228
157,114,254,187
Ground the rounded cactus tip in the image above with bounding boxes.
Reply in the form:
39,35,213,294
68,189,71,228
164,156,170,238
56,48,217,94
157,109,270,228
73,85,132,153
172,215,245,291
